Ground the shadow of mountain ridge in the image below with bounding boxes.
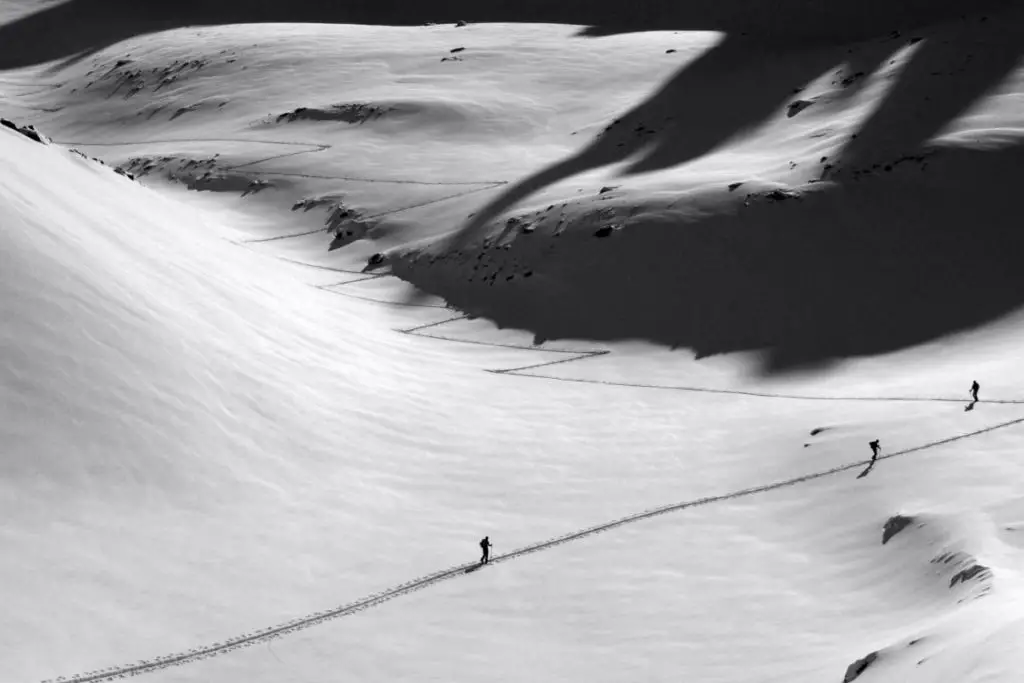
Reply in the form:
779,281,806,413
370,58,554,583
388,8,1024,373
0,0,1017,70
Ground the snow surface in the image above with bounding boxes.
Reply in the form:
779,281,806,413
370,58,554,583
3,5,1024,683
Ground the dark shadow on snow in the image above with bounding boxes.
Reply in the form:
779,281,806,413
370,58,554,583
0,0,1016,70
3,1,1022,374
395,8,1024,373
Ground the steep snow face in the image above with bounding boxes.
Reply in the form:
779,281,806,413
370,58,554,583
3,13,1024,683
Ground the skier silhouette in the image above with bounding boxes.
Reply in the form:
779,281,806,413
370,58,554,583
479,536,492,564
869,439,880,462
858,439,882,479
970,380,980,402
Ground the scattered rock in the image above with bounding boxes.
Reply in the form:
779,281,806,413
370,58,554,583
950,563,990,588
844,652,879,683
293,196,374,247
882,515,915,544
170,104,198,121
275,103,391,125
786,99,815,118
840,71,866,87
1,118,49,144
764,189,799,202
241,179,270,197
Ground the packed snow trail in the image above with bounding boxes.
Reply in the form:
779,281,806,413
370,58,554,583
304,263,1024,404
45,413,1024,683
397,314,1024,402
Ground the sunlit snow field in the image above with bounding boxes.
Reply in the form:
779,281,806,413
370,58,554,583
3,6,1024,683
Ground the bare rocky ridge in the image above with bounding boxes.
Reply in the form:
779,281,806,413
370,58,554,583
272,103,393,125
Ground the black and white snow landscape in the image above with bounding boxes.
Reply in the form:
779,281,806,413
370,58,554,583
3,1,1024,681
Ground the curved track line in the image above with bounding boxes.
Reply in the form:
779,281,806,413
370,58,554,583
52,138,507,186
241,183,507,244
272,256,374,275
316,274,391,287
50,137,508,245
241,227,331,243
16,86,1024,683
495,370,1024,405
46,413,1024,683
397,318,611,359
388,307,1024,405
319,285,451,309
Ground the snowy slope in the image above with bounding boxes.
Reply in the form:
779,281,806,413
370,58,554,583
3,6,1024,683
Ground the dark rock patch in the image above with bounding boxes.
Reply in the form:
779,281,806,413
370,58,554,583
882,515,915,544
844,652,879,683
840,71,866,87
950,563,990,588
1,118,49,144
117,155,273,195
764,189,800,201
786,99,815,117
276,103,392,125
363,253,387,271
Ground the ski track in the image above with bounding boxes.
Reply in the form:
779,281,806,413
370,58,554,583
46,414,1024,683
11,93,1023,682
324,272,1024,404
50,138,509,244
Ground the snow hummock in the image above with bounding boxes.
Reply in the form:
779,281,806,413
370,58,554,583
3,5,1024,683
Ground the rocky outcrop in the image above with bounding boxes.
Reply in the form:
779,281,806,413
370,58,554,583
843,651,878,682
